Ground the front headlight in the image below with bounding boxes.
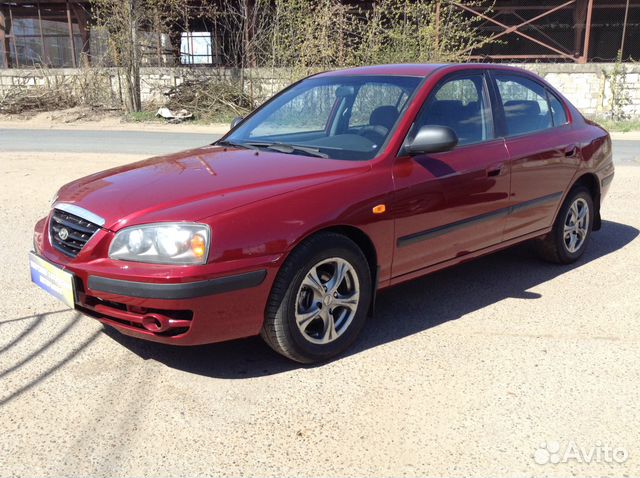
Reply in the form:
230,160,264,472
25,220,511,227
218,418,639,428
109,223,210,265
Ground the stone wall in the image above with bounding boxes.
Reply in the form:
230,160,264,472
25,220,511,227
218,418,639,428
1,63,639,119
517,63,640,119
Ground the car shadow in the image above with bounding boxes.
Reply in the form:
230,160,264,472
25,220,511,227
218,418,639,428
103,220,638,378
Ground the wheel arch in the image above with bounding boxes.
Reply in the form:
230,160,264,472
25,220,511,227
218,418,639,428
572,172,601,230
320,225,378,281
279,224,380,316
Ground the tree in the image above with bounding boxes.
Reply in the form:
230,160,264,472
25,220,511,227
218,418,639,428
355,0,492,65
91,0,217,112
257,0,494,85
91,0,494,116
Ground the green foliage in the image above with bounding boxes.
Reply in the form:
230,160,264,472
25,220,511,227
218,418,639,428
247,0,494,85
124,111,162,122
89,0,496,120
266,0,357,79
595,118,640,133
355,0,490,65
607,50,631,122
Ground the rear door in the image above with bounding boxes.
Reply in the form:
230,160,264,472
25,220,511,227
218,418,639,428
491,72,579,240
391,71,511,278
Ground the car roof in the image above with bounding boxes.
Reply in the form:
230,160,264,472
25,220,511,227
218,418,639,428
315,64,447,78
314,63,533,78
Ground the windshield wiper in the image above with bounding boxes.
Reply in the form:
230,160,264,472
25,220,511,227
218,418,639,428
215,139,258,150
245,142,328,158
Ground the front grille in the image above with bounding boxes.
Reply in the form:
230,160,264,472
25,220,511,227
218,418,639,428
50,209,100,257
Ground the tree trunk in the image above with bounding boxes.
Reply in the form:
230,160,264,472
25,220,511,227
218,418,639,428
130,20,141,112
122,0,141,113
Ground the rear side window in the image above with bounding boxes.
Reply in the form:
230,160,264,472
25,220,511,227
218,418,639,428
547,91,569,126
415,75,493,146
495,74,552,136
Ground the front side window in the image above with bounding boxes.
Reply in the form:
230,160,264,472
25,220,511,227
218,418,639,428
413,74,493,146
495,74,552,136
226,75,421,161
349,83,410,128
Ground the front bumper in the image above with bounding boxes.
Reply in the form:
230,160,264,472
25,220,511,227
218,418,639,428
87,271,267,300
33,215,280,345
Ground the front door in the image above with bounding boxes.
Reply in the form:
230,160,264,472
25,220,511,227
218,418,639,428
391,72,511,279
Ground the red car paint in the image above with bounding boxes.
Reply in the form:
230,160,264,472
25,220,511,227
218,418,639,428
32,63,614,345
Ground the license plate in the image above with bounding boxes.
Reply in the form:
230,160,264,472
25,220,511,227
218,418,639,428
29,252,76,309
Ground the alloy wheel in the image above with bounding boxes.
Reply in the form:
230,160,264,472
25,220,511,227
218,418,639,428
295,257,360,345
563,197,589,253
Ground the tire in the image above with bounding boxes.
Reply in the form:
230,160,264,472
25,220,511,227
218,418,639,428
535,185,594,264
261,232,372,363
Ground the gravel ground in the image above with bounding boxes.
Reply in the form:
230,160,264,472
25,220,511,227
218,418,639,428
1,152,639,477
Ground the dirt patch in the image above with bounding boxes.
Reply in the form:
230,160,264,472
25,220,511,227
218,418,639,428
2,107,120,124
610,131,640,140
1,155,639,477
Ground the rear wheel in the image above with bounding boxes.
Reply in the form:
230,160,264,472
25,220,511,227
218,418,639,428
262,233,372,363
535,185,594,264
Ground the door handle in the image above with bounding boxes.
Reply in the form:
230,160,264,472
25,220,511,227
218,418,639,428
487,163,505,177
564,145,578,157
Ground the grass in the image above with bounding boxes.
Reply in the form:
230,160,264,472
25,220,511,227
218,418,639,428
124,111,163,123
593,118,640,133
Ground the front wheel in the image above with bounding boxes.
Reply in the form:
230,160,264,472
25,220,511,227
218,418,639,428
261,233,372,363
535,185,594,264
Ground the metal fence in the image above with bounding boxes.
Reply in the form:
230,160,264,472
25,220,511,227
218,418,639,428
466,0,640,63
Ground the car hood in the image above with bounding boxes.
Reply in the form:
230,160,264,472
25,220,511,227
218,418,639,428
55,145,370,231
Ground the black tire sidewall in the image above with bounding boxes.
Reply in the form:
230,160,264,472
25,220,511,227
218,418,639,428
554,186,594,263
279,239,372,362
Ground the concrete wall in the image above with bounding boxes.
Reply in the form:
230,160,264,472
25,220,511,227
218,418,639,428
1,63,639,119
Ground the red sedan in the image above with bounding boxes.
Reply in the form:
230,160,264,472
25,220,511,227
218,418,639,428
31,63,614,363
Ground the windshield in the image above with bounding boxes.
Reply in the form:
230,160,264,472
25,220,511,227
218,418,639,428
224,75,422,161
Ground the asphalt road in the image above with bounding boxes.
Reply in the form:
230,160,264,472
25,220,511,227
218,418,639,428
611,139,640,164
1,128,218,156
1,148,639,476
1,128,639,163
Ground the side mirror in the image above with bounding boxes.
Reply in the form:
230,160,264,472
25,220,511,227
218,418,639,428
230,116,244,129
405,125,458,155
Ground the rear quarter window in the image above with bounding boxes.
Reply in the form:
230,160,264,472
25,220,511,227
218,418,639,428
547,91,569,126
